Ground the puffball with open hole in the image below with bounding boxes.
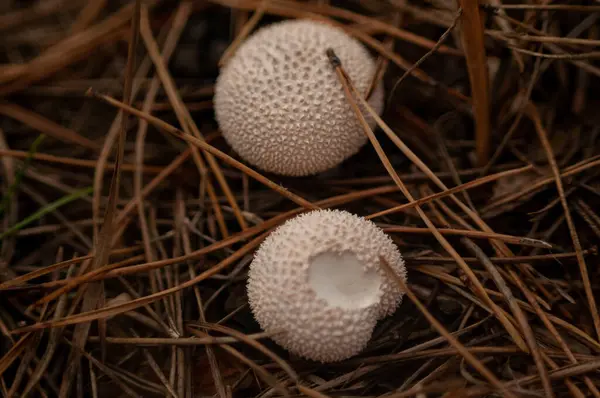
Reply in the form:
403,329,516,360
247,209,407,362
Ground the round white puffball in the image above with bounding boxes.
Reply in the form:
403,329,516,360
247,209,406,362
214,19,384,176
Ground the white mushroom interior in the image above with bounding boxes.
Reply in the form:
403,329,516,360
308,251,381,310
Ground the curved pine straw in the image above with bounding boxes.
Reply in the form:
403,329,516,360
328,47,528,353
526,102,600,342
10,232,269,334
86,89,318,211
379,256,516,397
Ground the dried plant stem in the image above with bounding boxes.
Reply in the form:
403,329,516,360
456,0,490,166
0,2,145,95
0,103,98,150
511,270,600,397
0,149,167,174
210,0,462,55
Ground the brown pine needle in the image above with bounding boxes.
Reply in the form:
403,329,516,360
328,48,528,353
86,89,318,211
3,3,600,397
219,2,266,66
382,226,551,248
139,5,249,232
0,149,168,174
0,103,99,150
379,257,517,398
10,232,269,334
367,164,533,219
461,238,553,398
526,102,600,342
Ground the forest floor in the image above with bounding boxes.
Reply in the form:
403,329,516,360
1,1,600,397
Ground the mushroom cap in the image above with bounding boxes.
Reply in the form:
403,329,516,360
214,19,384,176
247,209,406,362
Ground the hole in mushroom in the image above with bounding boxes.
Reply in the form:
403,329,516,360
308,251,382,309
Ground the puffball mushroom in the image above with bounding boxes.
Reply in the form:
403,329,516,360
214,19,384,176
247,209,407,362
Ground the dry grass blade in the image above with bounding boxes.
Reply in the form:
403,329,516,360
511,270,600,397
28,255,145,308
456,0,490,166
189,322,298,382
219,2,266,66
211,0,462,55
69,0,107,34
128,329,178,398
386,8,462,102
484,4,600,11
0,149,167,174
218,344,290,397
483,157,600,214
0,2,144,95
409,250,591,264
296,384,332,398
87,332,274,346
63,338,140,398
54,3,141,396
21,261,74,396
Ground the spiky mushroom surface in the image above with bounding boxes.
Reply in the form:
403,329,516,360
214,19,384,176
247,209,406,363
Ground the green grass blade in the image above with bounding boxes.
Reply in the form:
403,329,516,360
0,134,46,217
0,186,93,241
